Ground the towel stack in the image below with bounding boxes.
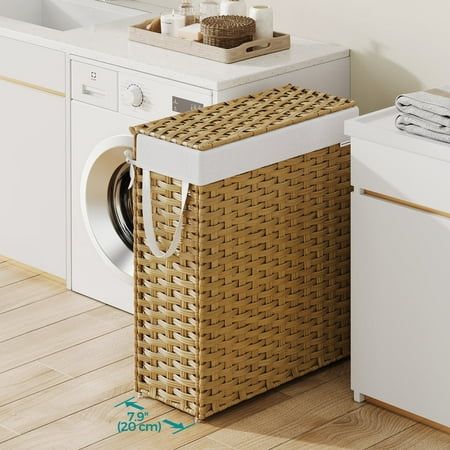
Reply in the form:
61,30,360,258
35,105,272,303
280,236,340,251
395,87,450,144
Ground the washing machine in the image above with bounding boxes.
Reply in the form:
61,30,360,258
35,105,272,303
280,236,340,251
71,57,213,312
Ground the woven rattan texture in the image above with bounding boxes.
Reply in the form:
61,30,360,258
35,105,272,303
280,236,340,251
201,16,256,37
201,15,255,48
131,85,355,151
134,144,351,420
203,34,253,49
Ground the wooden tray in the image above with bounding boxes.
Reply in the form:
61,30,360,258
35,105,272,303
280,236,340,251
129,19,291,64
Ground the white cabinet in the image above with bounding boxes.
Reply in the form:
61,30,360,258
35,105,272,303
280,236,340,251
347,108,450,429
351,192,450,427
0,36,65,93
0,38,66,279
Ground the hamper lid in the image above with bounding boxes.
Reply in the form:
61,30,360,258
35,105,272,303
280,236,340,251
130,84,356,151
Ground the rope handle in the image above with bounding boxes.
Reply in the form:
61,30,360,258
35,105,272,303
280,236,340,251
142,171,190,259
125,150,190,259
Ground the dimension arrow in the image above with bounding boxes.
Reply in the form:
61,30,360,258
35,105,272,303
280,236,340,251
162,419,195,434
114,396,145,411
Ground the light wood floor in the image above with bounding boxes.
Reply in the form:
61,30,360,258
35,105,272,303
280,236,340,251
0,257,449,450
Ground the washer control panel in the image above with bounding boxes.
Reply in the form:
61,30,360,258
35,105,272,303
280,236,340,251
172,96,205,113
71,58,213,121
72,61,118,111
119,70,212,121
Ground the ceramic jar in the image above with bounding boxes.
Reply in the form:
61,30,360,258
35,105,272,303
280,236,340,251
200,1,220,21
220,0,247,16
249,5,273,40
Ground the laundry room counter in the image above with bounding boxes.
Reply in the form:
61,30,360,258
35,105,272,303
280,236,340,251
0,1,349,92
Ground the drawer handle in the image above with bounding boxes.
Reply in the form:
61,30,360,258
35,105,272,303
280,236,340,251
363,189,450,219
82,85,106,97
0,74,64,97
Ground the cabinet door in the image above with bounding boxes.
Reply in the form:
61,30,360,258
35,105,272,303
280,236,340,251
0,80,66,278
351,192,450,427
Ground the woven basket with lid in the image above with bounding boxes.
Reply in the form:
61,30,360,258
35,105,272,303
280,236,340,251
132,85,356,420
201,15,255,48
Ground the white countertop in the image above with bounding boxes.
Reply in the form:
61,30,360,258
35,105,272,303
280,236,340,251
345,107,450,163
0,0,350,91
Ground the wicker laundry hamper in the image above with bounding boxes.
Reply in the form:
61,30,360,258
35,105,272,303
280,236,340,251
131,85,357,420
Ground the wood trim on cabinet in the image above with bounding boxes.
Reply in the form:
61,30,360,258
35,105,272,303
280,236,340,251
366,397,450,434
362,189,450,219
0,74,65,97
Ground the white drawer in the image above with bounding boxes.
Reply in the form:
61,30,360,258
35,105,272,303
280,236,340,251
351,137,450,213
71,61,118,111
0,36,65,93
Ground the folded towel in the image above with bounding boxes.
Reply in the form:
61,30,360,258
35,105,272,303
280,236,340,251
395,86,450,128
396,114,450,144
397,113,450,135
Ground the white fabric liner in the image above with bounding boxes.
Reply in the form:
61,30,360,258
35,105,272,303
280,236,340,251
132,106,358,258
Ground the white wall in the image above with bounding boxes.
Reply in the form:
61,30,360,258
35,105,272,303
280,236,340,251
144,1,450,113
246,0,450,113
144,0,177,8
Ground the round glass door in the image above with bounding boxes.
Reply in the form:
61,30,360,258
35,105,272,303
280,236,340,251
80,135,135,280
108,162,134,251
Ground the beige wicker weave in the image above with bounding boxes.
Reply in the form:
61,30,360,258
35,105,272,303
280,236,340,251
201,15,255,48
133,85,356,420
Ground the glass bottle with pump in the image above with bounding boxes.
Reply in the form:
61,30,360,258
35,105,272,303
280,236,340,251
179,0,197,26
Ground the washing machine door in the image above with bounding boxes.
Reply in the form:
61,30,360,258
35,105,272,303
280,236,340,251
80,135,135,280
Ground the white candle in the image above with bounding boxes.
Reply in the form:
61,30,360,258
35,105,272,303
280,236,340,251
249,5,273,40
160,11,186,37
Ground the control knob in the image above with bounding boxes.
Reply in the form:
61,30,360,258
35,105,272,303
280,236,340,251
123,84,144,107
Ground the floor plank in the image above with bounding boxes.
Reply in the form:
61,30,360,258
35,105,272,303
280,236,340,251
371,423,450,449
86,391,290,450
0,275,65,314
0,392,172,449
0,263,36,288
0,327,133,410
182,436,232,449
0,358,133,434
0,361,71,407
0,306,132,374
189,375,362,450
0,425,17,443
275,404,415,449
0,291,99,342
39,326,134,377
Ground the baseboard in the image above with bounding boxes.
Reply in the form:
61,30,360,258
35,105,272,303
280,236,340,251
366,396,449,435
6,258,66,285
